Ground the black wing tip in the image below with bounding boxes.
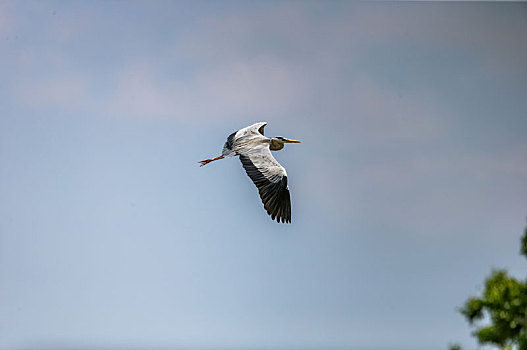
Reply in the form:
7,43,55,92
264,180,291,224
258,123,267,136
276,216,291,224
267,209,291,223
225,131,237,150
239,155,292,224
269,203,291,224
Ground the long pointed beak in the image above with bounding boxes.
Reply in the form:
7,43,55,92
284,138,302,143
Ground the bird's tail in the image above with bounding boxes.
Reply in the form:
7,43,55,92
198,155,224,167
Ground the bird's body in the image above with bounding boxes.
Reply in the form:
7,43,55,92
198,122,301,223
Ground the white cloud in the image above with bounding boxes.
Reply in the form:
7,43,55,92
6,1,526,124
106,57,311,122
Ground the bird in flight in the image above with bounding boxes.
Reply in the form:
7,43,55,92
198,122,301,223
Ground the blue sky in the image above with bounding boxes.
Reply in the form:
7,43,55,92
1,1,526,350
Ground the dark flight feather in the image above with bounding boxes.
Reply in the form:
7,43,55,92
239,155,291,223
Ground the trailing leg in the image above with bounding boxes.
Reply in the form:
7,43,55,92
198,155,224,166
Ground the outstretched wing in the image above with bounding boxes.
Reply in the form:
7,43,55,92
222,122,267,157
239,147,291,223
243,121,267,136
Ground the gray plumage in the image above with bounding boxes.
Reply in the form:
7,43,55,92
199,122,301,223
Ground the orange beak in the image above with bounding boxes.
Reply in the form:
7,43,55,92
284,138,302,143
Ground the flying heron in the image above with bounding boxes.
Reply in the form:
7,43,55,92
198,122,301,223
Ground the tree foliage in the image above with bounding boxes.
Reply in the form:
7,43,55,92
459,224,527,350
448,343,463,350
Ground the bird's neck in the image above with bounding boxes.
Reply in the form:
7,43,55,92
269,138,284,151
